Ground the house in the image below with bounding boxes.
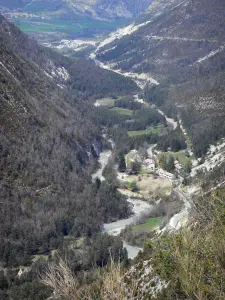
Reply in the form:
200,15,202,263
143,158,156,171
174,160,183,172
158,169,175,180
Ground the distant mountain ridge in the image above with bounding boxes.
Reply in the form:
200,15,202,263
0,0,153,41
0,0,153,20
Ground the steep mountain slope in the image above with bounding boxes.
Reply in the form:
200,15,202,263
0,14,137,99
94,0,225,157
0,14,137,269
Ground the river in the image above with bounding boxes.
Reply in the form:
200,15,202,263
104,197,152,259
92,145,152,259
92,149,112,182
90,60,177,258
157,109,178,130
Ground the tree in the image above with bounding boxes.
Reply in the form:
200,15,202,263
131,161,141,174
0,271,8,290
161,154,175,173
118,155,126,172
184,160,192,173
90,233,127,267
158,153,165,168
167,155,175,173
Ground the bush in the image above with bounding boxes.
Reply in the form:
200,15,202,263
129,181,137,192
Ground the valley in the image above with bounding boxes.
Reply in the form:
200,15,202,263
0,0,225,299
90,88,195,257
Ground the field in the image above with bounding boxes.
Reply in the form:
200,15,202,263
134,216,164,232
119,174,172,200
95,98,116,107
128,125,162,137
13,14,128,38
15,19,81,34
173,151,192,166
158,151,192,167
110,107,133,116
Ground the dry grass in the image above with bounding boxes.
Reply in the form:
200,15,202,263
119,174,172,199
39,257,89,300
101,259,138,300
40,257,138,300
172,223,225,300
155,192,225,299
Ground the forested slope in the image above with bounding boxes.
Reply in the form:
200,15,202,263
0,14,134,269
0,14,138,100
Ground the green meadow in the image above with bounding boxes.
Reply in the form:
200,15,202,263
14,14,128,37
134,216,164,231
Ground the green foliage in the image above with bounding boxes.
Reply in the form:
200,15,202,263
123,107,166,131
129,180,137,192
110,107,133,116
157,127,186,152
134,217,164,231
131,161,141,175
89,233,128,267
158,153,175,172
128,125,161,137
115,96,142,110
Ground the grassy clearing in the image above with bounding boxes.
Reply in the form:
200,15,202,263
95,98,116,107
134,216,164,231
110,107,133,116
158,151,192,167
119,174,172,199
128,125,161,137
173,151,192,166
15,19,82,34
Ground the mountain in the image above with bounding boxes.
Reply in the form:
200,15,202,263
0,0,153,19
94,0,225,157
0,0,153,41
0,13,137,270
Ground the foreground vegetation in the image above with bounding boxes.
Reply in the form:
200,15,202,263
38,188,225,299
